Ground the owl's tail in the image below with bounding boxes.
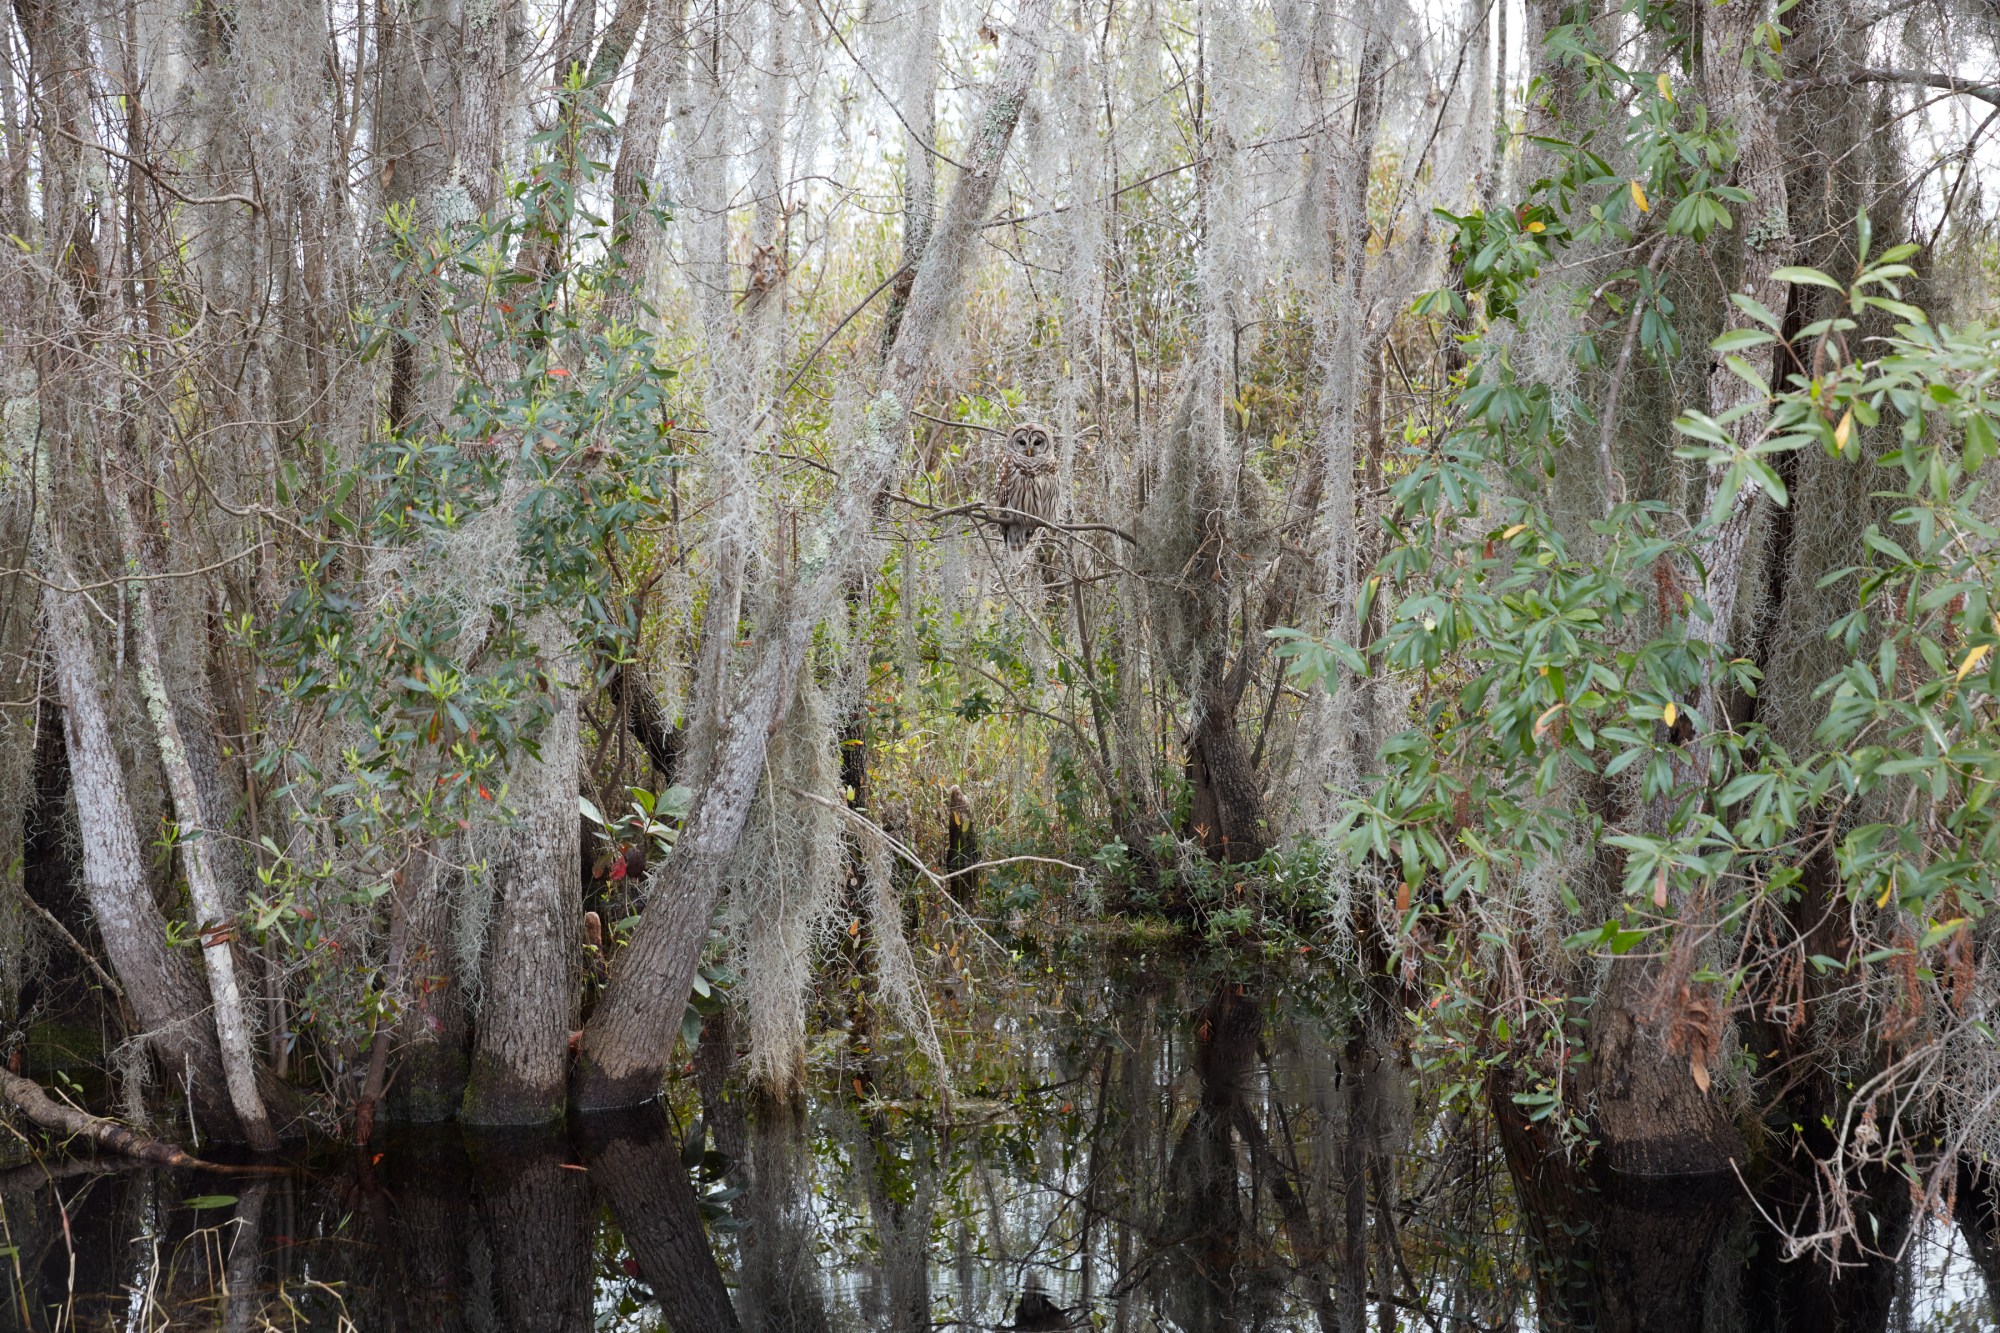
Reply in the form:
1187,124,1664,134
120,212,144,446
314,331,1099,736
1004,524,1028,552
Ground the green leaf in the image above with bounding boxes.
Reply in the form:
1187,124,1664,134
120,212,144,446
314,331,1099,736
1919,919,1967,951
184,1195,239,1210
1711,327,1776,353
1729,292,1782,329
1772,265,1843,290
1966,412,1995,471
682,1005,704,1053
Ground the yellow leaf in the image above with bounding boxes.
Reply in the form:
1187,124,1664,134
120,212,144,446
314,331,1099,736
1526,220,1546,233
1502,522,1527,538
1662,701,1678,729
1958,643,1991,682
1533,703,1564,740
1877,879,1894,910
1657,72,1675,102
1630,179,1650,213
1690,1053,1711,1093
1833,409,1853,455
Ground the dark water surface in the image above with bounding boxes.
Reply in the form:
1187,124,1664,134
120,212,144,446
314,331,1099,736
1,944,1995,1331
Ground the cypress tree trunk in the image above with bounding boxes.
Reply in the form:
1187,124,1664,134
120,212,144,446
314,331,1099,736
463,628,582,1125
19,689,91,1023
107,465,278,1150
40,553,241,1140
387,849,472,1123
1690,0,1794,678
1187,648,1270,864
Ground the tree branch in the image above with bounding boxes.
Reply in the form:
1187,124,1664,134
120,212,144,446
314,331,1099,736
1784,68,2000,109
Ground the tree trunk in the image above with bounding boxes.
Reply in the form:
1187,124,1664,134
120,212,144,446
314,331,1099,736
609,665,682,783
944,785,979,897
40,555,242,1140
18,688,91,1022
1187,669,1269,864
108,473,278,1151
573,0,1056,1111
1691,0,1793,679
603,0,684,328
1581,956,1745,1177
878,0,943,353
386,853,471,1122
464,628,582,1125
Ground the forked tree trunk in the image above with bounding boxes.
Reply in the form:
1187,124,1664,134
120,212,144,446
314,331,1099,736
574,0,1056,1110
108,472,278,1151
41,549,242,1140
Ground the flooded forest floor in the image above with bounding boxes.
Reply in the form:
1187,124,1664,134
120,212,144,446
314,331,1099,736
1,934,1996,1332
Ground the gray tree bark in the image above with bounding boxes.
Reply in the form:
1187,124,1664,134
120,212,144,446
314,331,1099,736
107,467,278,1150
1692,0,1793,681
463,627,583,1124
40,547,242,1139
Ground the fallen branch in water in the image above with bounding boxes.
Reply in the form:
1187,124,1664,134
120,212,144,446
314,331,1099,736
2,1069,214,1170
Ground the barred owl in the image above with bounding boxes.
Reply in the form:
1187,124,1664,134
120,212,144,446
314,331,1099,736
993,420,1057,551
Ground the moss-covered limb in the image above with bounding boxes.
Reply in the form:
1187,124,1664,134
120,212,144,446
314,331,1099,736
574,0,1058,1113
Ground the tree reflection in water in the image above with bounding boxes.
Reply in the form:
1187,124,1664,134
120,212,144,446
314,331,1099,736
0,949,1995,1331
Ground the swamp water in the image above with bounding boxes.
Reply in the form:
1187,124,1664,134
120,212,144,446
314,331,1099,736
1,943,1996,1332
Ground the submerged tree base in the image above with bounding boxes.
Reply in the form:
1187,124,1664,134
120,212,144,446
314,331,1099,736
0,943,1988,1331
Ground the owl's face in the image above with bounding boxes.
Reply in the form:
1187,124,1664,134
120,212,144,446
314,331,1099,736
1009,421,1054,457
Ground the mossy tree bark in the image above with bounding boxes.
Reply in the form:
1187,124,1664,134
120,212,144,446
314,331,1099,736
41,552,242,1139
106,461,278,1151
